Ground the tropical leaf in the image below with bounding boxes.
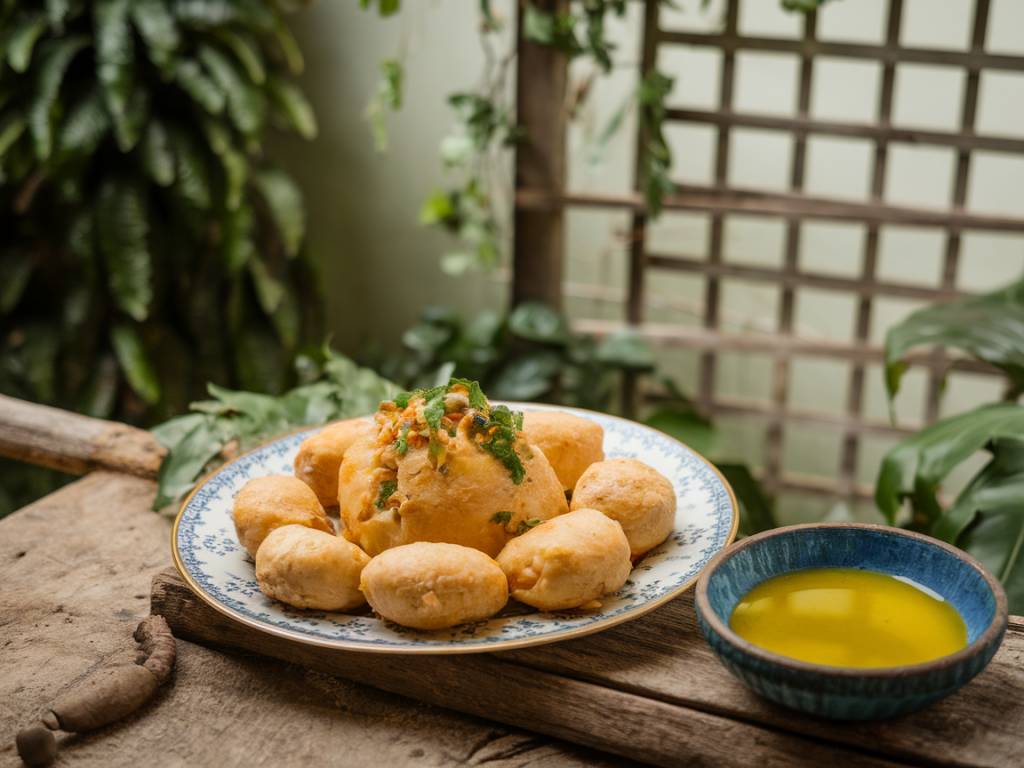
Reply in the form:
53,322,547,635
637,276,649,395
885,279,1024,399
152,417,225,508
95,0,140,150
200,116,245,209
97,178,152,321
248,256,284,315
131,0,179,72
0,256,32,313
958,503,1024,614
6,12,47,73
166,124,212,209
595,328,656,371
253,168,304,257
933,438,1024,544
0,114,26,159
174,59,225,113
172,0,274,31
140,119,174,186
199,43,264,136
45,0,74,31
507,302,569,344
110,323,161,404
267,75,316,139
490,352,561,400
644,406,715,456
57,87,111,157
222,201,254,273
875,402,1024,527
29,36,89,159
212,29,265,83
271,13,303,74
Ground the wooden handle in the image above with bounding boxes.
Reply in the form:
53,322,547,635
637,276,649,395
0,395,164,479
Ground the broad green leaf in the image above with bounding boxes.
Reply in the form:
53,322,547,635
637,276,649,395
150,412,206,448
29,36,89,159
716,463,778,537
359,0,400,16
174,59,225,113
110,323,161,404
271,14,303,74
97,178,152,321
57,88,111,157
875,402,1024,526
141,120,174,186
222,202,254,273
885,279,1024,399
595,328,656,371
212,29,264,83
644,406,716,457
131,0,178,71
200,117,245,209
199,44,264,136
46,0,73,30
490,352,562,400
0,257,32,313
507,302,569,344
267,75,316,139
172,0,274,30
95,0,140,150
0,114,26,159
152,417,225,509
419,190,457,226
279,381,344,426
402,321,451,362
204,382,290,446
6,13,47,73
167,124,212,209
958,505,1024,615
933,438,1024,544
253,169,304,257
248,257,284,314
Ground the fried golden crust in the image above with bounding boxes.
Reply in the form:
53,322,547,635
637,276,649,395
232,475,333,559
522,411,604,492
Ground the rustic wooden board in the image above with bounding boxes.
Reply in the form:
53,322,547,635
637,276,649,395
153,568,1024,768
0,473,633,768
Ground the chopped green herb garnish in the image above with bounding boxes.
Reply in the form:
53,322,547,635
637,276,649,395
516,518,541,535
490,511,512,525
395,423,411,455
375,479,398,509
393,391,411,409
423,389,447,431
480,428,525,484
451,377,488,411
513,410,524,431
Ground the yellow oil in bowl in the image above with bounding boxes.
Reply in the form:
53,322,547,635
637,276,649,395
729,568,968,669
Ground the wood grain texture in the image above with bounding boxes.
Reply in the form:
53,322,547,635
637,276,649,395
0,394,164,479
152,571,906,768
0,472,631,768
512,0,568,309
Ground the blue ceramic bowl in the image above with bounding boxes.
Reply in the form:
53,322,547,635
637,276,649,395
694,523,1008,720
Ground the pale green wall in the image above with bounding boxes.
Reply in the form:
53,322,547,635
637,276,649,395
276,0,1024,523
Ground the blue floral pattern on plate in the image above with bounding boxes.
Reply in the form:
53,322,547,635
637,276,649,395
173,402,738,653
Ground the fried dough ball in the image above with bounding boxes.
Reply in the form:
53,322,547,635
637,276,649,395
570,459,676,557
339,402,568,558
496,508,631,611
255,525,370,611
522,411,604,492
360,542,508,630
232,475,333,559
293,418,373,508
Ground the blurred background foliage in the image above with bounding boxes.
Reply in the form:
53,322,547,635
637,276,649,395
0,0,319,513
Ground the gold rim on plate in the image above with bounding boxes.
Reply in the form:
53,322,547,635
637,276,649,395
170,403,739,654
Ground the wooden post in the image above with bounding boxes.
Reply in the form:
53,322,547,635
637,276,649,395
512,0,569,310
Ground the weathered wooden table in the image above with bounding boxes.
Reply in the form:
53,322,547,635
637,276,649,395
2,395,1022,767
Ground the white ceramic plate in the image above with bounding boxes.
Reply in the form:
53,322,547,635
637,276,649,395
173,402,738,654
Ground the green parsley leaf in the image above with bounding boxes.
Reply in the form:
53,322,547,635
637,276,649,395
375,478,398,509
516,518,541,535
490,510,512,525
395,422,411,455
393,391,411,409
